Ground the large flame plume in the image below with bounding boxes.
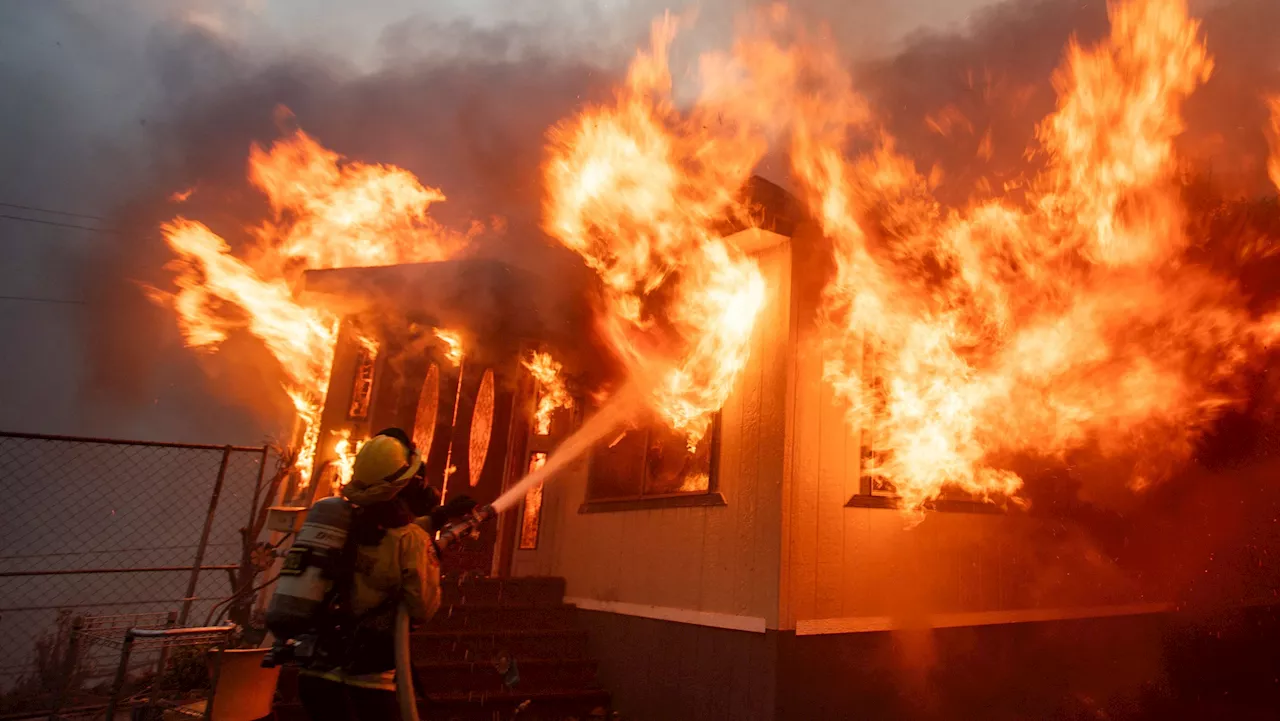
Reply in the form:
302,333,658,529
543,14,769,449
151,126,470,488
706,0,1279,509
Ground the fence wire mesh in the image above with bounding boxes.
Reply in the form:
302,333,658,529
0,432,272,717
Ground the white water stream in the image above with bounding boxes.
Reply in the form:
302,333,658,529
490,384,641,513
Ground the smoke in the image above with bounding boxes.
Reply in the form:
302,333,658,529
855,0,1280,204
860,0,1280,611
77,14,624,444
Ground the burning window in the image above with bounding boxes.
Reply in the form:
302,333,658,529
523,351,573,436
849,342,987,510
347,342,378,419
519,452,548,550
468,369,496,487
585,410,718,503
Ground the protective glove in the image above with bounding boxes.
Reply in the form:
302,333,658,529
429,495,478,530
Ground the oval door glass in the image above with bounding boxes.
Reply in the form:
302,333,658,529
468,369,496,486
412,364,440,455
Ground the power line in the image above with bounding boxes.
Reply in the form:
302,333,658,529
0,200,105,221
0,294,85,306
0,213,115,234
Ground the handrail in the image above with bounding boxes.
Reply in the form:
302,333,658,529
0,430,264,453
0,565,237,577
128,623,236,639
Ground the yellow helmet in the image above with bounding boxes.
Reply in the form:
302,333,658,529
343,433,422,506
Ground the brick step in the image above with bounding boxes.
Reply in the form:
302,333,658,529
413,658,600,695
420,688,611,721
412,629,590,663
439,576,566,608
425,603,577,632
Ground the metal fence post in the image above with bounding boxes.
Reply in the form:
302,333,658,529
179,446,232,626
104,631,136,721
49,615,83,718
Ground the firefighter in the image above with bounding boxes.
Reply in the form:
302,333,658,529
296,428,474,721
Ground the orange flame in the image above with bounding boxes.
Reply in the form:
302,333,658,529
330,430,366,491
709,0,1274,509
543,14,768,448
169,188,194,203
523,351,573,435
434,328,464,366
153,124,469,488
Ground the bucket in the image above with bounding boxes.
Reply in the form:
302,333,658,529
207,648,280,721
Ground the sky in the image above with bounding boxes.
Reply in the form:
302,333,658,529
0,0,1001,446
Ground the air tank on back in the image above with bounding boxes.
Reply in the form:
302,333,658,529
264,496,352,640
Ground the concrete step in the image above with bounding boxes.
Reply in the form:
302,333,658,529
413,658,601,695
412,628,590,663
425,603,577,632
439,576,567,608
420,688,611,721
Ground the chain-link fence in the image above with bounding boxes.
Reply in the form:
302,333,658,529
0,432,273,717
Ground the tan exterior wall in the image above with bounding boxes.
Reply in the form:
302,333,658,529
779,226,1151,633
511,241,794,629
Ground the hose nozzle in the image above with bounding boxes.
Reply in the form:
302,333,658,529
436,504,496,548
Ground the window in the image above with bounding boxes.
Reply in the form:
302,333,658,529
581,410,726,512
347,343,378,419
846,341,999,514
412,363,441,453
518,452,547,550
468,369,496,487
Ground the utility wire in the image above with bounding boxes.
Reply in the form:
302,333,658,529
0,294,85,306
0,200,105,221
0,213,114,234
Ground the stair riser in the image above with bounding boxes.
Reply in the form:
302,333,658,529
415,665,600,694
413,634,590,663
419,696,610,721
440,578,567,608
426,606,576,632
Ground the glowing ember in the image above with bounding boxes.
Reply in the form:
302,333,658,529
1268,96,1280,193
169,188,193,203
523,351,573,435
718,0,1276,509
152,123,469,488
543,14,768,449
435,328,464,366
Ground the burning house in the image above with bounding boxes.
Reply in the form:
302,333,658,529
145,0,1280,717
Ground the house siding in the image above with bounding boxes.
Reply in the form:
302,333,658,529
779,222,1149,632
510,240,793,629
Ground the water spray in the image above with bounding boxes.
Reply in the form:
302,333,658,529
432,385,641,547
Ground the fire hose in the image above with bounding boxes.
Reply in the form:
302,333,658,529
395,504,497,721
